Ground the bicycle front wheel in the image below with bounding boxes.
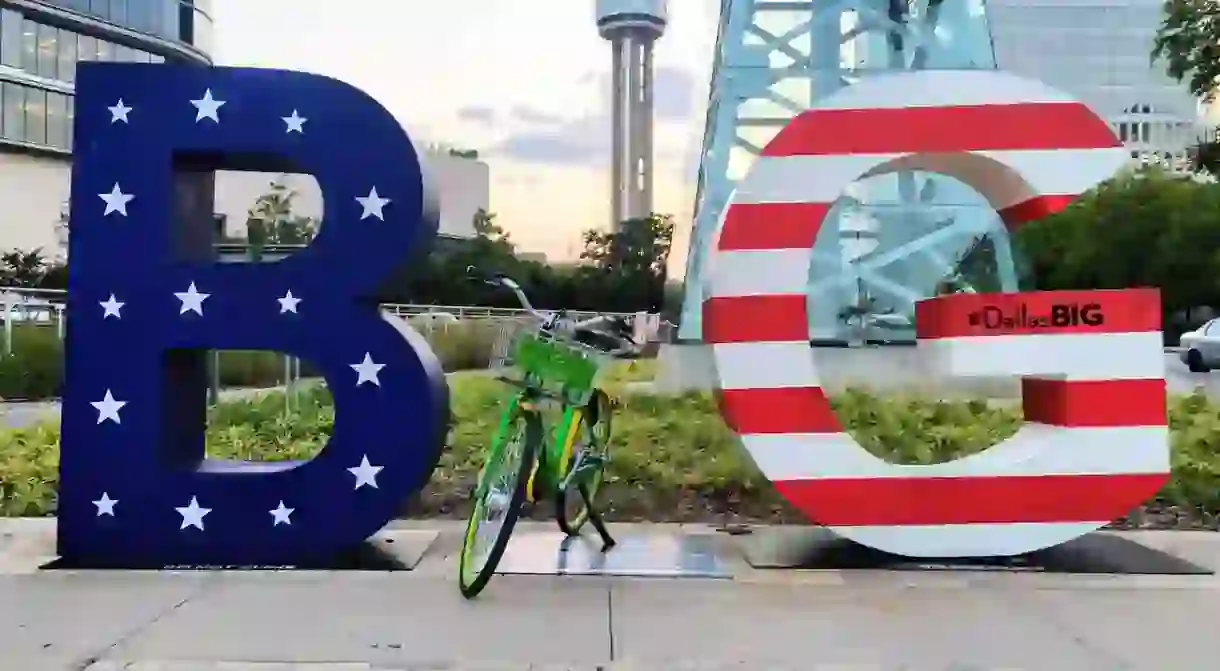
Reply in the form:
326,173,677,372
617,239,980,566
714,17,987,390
459,406,542,599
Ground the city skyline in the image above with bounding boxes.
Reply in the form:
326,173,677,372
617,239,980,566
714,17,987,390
210,0,718,272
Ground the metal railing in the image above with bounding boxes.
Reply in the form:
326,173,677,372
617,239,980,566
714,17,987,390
0,287,67,354
0,287,664,404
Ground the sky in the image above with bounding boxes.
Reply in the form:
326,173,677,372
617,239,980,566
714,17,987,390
209,0,719,271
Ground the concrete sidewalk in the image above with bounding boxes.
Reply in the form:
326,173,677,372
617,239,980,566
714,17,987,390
3,521,1220,670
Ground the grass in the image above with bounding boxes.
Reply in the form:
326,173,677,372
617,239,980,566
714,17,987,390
1,361,1218,528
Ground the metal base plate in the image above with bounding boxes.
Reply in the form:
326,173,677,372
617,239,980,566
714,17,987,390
495,530,732,578
739,526,1212,575
44,529,440,571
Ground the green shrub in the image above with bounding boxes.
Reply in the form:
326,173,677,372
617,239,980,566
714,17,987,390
410,318,503,372
215,350,293,388
4,369,1220,523
0,325,63,400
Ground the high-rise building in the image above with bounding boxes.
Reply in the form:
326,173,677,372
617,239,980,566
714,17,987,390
989,0,1207,165
0,0,214,254
596,0,667,229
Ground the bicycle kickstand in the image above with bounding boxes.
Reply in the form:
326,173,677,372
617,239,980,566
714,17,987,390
580,483,616,552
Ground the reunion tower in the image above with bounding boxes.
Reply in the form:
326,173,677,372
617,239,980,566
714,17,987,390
596,0,668,228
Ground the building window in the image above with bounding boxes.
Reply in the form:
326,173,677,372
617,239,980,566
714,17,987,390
20,18,36,72
110,0,130,27
36,22,58,80
126,0,148,32
66,91,74,147
0,10,22,68
46,91,68,149
58,32,78,84
90,0,110,22
96,38,113,63
24,87,46,145
77,35,95,63
2,83,25,142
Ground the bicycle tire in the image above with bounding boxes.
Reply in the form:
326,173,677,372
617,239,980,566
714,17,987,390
556,389,613,536
459,407,542,599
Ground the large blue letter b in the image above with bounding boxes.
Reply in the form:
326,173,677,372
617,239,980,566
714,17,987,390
57,64,448,567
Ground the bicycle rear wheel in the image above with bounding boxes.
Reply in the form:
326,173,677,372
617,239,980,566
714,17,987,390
557,389,613,536
459,406,542,598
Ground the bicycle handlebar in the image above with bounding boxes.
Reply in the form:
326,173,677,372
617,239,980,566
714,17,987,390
466,265,542,317
465,265,639,357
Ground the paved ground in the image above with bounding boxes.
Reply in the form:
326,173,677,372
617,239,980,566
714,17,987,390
3,520,1220,670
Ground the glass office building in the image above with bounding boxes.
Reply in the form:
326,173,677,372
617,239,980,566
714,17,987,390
0,0,212,251
989,0,1206,165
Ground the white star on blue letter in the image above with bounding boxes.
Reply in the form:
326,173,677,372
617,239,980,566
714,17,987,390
355,187,390,220
190,89,225,123
99,183,134,217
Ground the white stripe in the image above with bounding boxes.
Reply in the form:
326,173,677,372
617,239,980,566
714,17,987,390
920,332,1165,381
741,425,1169,481
825,522,1105,557
713,341,818,389
707,248,810,297
735,148,1126,208
811,70,1079,111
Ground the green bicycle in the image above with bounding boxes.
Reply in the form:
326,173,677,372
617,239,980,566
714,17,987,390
458,267,638,598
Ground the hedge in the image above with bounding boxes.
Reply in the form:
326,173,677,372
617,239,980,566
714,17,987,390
2,364,1220,529
0,318,509,400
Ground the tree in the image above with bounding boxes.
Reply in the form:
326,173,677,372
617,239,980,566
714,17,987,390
375,209,524,306
580,214,674,277
1190,130,1220,177
0,248,65,290
1012,165,1220,340
0,250,50,288
244,178,319,261
578,214,675,312
1152,0,1220,101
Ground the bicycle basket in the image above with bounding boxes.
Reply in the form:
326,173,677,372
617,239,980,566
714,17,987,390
512,331,601,392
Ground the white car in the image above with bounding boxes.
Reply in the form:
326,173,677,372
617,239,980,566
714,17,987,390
1179,318,1220,372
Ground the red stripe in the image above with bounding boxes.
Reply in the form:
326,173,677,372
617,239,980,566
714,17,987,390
703,295,808,343
915,288,1161,338
762,103,1120,157
1022,378,1166,427
774,473,1168,526
718,202,831,251
999,194,1079,229
717,387,841,434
